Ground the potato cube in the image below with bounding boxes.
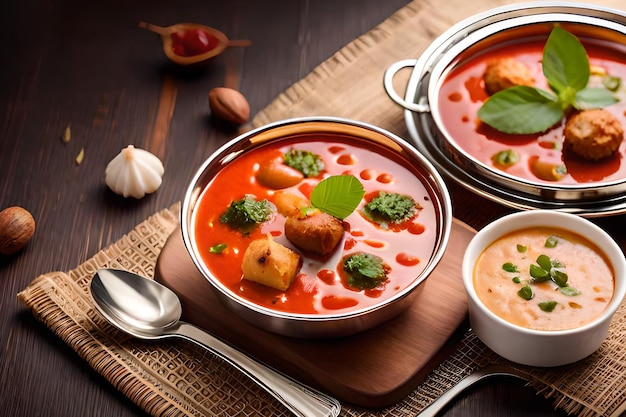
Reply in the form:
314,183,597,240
241,235,301,291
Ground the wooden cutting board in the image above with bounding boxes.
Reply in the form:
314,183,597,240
154,218,475,408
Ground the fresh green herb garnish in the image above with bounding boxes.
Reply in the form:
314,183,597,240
220,195,275,233
545,235,560,248
530,254,568,287
603,75,621,92
512,276,521,284
310,175,365,219
560,286,581,296
530,263,550,282
551,269,568,287
516,244,527,253
492,149,519,167
284,148,324,177
503,262,519,273
518,285,533,300
209,243,227,254
536,254,552,270
362,191,419,227
343,252,388,290
478,27,618,134
539,301,558,312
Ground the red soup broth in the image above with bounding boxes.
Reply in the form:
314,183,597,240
192,136,440,315
437,38,626,185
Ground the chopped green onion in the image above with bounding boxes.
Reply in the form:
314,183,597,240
209,243,227,254
545,235,560,248
560,286,581,296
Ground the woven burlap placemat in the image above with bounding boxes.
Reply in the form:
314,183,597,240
18,0,626,416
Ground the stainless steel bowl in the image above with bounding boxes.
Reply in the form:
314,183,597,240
181,117,453,338
384,2,626,215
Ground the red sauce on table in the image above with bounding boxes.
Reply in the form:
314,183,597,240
192,137,440,315
437,38,626,185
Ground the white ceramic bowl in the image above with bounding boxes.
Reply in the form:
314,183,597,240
462,210,626,367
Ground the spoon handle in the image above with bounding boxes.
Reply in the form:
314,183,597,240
173,322,341,417
416,364,528,416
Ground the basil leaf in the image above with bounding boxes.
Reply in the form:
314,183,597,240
310,175,365,219
575,87,618,110
543,27,590,94
477,86,563,134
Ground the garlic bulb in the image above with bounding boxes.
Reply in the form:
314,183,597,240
105,145,164,199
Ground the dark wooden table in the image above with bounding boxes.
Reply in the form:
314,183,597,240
1,1,625,416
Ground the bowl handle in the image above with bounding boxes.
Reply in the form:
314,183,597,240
383,59,430,113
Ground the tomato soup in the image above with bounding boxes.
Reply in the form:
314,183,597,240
473,227,615,331
192,137,440,315
437,38,626,185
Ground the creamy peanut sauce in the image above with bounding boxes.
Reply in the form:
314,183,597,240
473,227,614,331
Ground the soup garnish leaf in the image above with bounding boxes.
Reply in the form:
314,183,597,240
536,254,552,271
209,243,227,254
478,27,618,134
529,253,569,287
362,191,420,227
530,264,550,282
343,252,388,290
603,75,621,92
502,262,518,273
538,301,557,312
479,86,563,134
517,285,533,300
551,269,569,287
220,195,275,233
560,286,581,296
492,149,519,167
310,174,365,219
545,235,560,248
284,148,325,177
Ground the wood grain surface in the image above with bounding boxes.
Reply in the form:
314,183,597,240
154,219,473,408
2,0,624,416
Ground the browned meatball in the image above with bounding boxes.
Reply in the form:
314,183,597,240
483,57,535,95
285,211,344,256
563,109,624,161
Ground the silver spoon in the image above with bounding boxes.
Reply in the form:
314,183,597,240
417,364,529,416
90,268,341,417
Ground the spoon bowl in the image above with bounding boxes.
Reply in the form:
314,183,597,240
90,268,341,417
91,269,181,336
